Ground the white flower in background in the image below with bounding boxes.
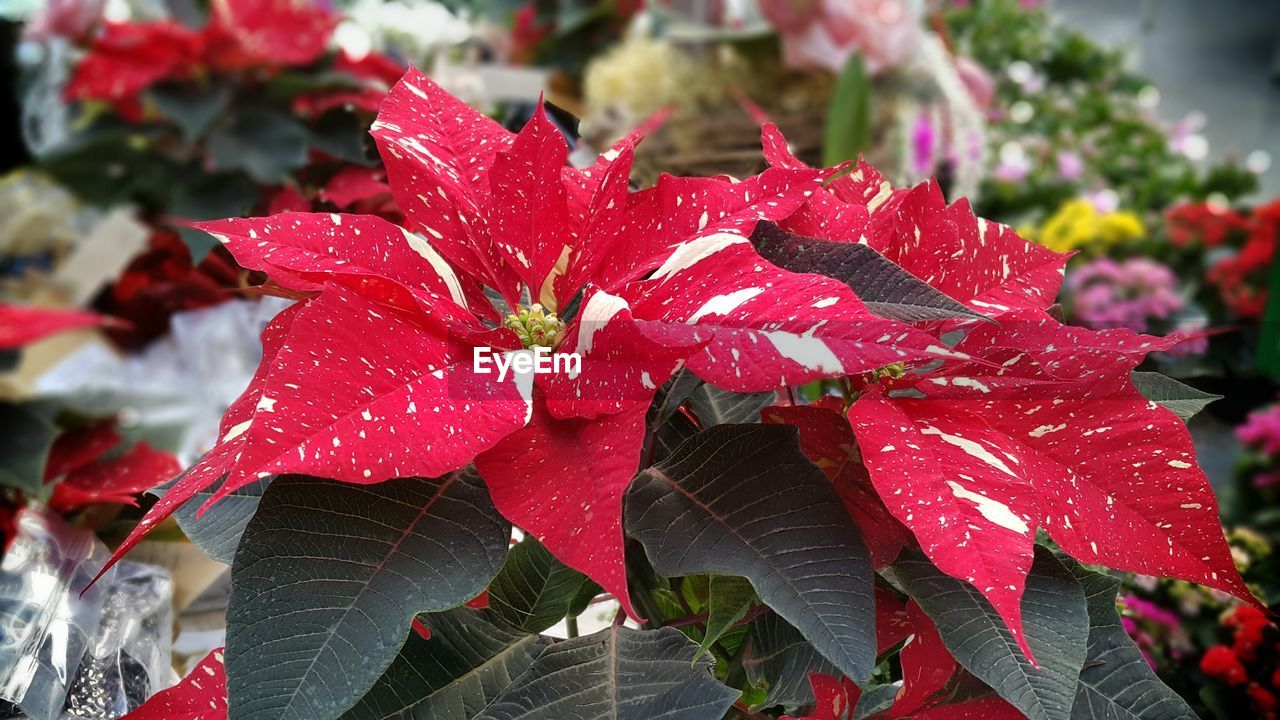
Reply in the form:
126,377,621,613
335,0,472,63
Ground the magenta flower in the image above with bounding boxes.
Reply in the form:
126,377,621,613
1239,406,1280,457
1067,258,1184,333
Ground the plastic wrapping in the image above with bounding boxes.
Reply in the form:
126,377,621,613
0,508,175,720
0,507,114,720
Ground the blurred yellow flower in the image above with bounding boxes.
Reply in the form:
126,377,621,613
1030,198,1146,252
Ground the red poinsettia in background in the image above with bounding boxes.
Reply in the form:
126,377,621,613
65,0,336,119
1201,605,1280,720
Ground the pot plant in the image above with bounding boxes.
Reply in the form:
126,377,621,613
115,70,1256,720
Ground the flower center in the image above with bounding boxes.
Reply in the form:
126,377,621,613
503,304,565,349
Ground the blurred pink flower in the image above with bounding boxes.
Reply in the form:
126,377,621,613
762,0,923,75
1057,151,1084,181
911,112,937,176
955,55,995,109
1067,257,1185,334
1239,406,1280,457
23,0,106,42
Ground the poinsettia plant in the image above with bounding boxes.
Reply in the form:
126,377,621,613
26,0,408,345
0,303,181,549
112,70,1260,720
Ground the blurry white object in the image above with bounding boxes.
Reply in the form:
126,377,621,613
336,0,472,64
36,298,291,464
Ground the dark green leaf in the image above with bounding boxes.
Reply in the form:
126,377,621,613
823,52,871,167
474,626,739,720
566,579,603,618
686,384,774,426
750,222,985,323
0,403,57,493
341,608,551,720
626,424,876,682
853,685,898,719
148,81,230,140
207,108,310,184
743,613,837,708
488,536,589,633
310,111,375,166
227,470,510,720
893,548,1089,720
1130,372,1220,422
168,171,261,258
150,471,268,565
696,575,756,660
1066,562,1197,719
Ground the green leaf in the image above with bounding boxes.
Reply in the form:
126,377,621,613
854,685,898,719
686,384,774,426
566,578,603,618
310,111,375,166
0,403,57,493
474,626,740,720
340,608,551,720
743,613,837,708
207,108,310,184
1066,562,1197,719
226,470,510,720
487,536,589,633
150,471,268,565
626,424,876,682
148,81,230,140
892,548,1089,720
696,575,756,660
1130,372,1220,421
169,171,261,258
750,222,985,323
823,52,872,167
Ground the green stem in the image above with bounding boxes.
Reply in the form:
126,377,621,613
565,615,579,638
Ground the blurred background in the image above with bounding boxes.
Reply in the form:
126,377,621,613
0,1,1278,718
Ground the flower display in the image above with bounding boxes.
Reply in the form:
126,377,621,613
1200,605,1280,720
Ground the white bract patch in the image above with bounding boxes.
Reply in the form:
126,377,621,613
920,426,1018,477
687,288,764,323
947,481,1030,534
763,331,843,374
651,233,745,281
575,290,630,355
401,228,468,307
221,419,253,444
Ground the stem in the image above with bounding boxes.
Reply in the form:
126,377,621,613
566,615,579,639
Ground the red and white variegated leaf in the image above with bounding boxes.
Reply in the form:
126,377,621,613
206,284,530,500
475,400,648,620
974,392,1255,607
557,143,638,308
622,234,948,391
868,183,1069,315
784,673,860,720
892,601,960,718
49,443,181,513
122,648,226,720
195,213,473,316
849,390,1042,659
761,402,911,568
539,287,704,419
0,303,104,349
585,167,831,293
917,310,1177,401
876,585,913,655
64,21,200,103
760,124,898,214
487,104,574,303
96,303,303,583
371,68,520,301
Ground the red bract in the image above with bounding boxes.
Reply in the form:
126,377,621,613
0,303,103,349
122,648,227,720
101,70,946,615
